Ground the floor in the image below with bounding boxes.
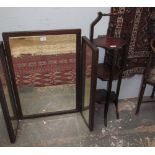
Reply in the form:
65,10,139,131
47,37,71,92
1,97,155,146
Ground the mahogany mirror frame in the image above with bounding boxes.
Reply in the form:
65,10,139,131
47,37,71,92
81,36,99,131
0,42,19,143
2,29,81,119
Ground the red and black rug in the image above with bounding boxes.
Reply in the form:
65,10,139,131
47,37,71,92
12,53,76,87
107,7,155,77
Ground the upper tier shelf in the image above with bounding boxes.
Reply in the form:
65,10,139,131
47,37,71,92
93,35,126,50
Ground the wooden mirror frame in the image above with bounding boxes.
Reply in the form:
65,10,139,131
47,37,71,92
2,29,81,119
0,42,19,143
81,36,99,131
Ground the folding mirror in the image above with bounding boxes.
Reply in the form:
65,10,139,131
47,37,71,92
2,29,81,118
0,101,11,145
81,36,98,131
0,42,19,143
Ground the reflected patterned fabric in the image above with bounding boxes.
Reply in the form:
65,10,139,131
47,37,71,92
13,53,76,87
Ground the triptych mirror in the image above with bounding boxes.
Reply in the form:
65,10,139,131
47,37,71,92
0,29,99,143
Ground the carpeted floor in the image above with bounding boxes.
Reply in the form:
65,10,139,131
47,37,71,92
1,96,155,146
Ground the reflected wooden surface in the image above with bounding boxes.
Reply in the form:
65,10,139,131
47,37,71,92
9,34,76,57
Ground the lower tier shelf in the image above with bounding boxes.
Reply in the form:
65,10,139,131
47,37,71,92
95,89,117,104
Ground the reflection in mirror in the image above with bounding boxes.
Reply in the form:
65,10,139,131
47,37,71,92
0,54,18,134
9,34,77,115
82,44,93,124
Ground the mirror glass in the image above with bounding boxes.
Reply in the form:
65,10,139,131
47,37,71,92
82,44,93,124
0,54,18,134
9,34,77,115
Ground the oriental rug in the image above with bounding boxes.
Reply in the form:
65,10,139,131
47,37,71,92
12,53,76,87
107,7,155,77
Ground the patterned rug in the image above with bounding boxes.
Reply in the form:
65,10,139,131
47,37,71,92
107,7,155,77
12,53,76,87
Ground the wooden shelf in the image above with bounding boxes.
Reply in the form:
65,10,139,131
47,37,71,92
93,36,126,50
95,89,116,104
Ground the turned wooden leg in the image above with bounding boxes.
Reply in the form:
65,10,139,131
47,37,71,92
114,99,119,119
135,81,146,115
114,74,123,119
104,102,109,127
104,79,113,127
151,86,155,98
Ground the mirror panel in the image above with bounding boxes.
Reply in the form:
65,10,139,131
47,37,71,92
82,44,93,123
0,43,18,143
81,37,98,131
3,30,81,116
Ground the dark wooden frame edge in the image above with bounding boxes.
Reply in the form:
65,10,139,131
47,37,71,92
81,36,99,131
2,29,82,119
0,42,19,143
